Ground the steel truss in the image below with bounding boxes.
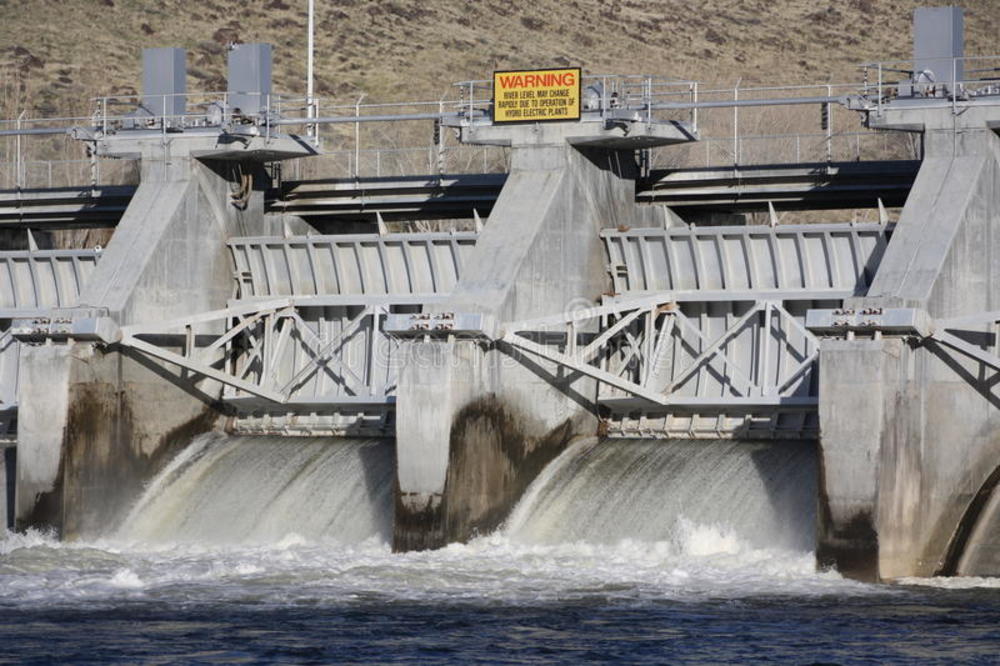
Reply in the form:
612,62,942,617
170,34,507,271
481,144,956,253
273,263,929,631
117,298,399,409
929,311,1000,376
501,296,819,409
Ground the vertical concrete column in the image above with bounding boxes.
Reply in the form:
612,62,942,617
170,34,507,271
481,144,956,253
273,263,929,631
394,133,663,550
1,444,13,531
816,338,904,580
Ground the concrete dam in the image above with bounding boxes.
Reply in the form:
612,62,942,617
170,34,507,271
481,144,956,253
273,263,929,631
2,6,1000,583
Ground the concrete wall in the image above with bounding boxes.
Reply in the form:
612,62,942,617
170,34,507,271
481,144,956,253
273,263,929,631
393,134,663,551
14,147,286,538
954,464,1000,574
818,120,1000,580
1,444,12,532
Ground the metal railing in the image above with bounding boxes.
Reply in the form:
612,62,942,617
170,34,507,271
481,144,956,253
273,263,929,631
0,158,139,190
86,91,315,146
279,145,509,181
652,130,920,170
857,55,1000,116
6,60,999,189
451,74,700,129
0,129,913,189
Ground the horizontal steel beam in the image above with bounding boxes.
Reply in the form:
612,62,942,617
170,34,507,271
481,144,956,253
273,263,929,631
267,174,505,223
0,185,135,229
651,96,842,111
599,395,818,409
267,161,917,224
274,112,449,126
0,127,68,137
229,294,451,308
224,395,395,409
639,161,919,212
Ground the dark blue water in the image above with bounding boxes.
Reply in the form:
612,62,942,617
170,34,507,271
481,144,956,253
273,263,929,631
3,589,1000,664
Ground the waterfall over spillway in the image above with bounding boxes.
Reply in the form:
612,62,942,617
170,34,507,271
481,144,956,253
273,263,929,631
505,438,817,553
116,433,394,545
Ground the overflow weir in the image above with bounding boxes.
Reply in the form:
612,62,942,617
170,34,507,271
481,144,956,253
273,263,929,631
3,7,1000,582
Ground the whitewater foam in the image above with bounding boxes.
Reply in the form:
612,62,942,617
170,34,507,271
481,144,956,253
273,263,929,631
0,527,868,609
0,434,880,609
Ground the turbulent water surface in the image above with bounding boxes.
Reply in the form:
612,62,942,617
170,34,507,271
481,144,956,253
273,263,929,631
2,435,999,663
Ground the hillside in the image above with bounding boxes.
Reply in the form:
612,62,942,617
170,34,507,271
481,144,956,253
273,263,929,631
1,0,999,121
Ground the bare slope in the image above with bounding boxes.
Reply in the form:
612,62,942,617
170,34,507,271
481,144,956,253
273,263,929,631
1,0,998,119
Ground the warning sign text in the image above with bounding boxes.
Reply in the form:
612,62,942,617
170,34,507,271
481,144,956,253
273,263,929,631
492,67,581,124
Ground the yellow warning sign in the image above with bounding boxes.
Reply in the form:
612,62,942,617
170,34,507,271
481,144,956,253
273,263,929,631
493,67,581,124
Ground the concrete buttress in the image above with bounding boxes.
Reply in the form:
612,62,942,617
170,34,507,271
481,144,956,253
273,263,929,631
393,133,663,551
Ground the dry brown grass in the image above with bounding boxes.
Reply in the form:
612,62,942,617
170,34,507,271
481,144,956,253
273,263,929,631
0,0,996,175
3,1,998,114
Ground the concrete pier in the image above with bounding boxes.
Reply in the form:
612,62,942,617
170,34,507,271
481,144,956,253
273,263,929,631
13,138,310,538
392,123,686,550
817,114,1000,580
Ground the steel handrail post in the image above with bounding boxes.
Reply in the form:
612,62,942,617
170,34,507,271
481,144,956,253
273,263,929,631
602,75,608,118
692,81,698,134
354,94,365,179
314,97,321,148
952,57,957,115
437,99,445,174
15,111,23,190
877,63,883,117
733,80,740,166
645,76,652,123
826,84,833,163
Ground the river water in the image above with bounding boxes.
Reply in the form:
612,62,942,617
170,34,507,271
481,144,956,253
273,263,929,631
1,435,998,663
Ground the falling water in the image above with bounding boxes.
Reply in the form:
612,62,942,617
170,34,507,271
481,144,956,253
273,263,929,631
506,437,817,553
116,432,394,545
